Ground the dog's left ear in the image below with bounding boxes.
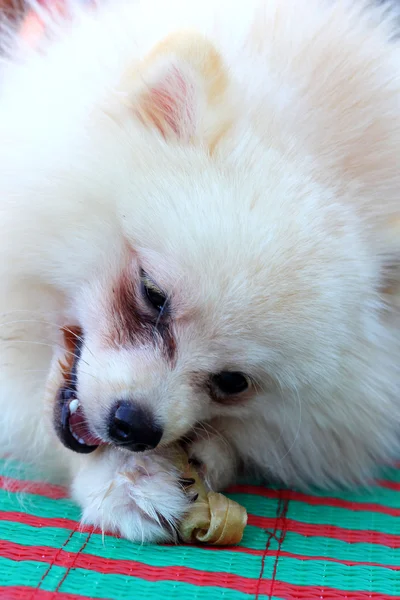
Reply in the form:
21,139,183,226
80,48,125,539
117,32,230,143
134,58,201,142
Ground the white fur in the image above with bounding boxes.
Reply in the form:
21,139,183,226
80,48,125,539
0,0,399,542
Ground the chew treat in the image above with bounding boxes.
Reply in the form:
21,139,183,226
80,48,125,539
172,446,248,546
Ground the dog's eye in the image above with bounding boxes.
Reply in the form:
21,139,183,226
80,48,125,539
212,371,249,395
140,270,168,314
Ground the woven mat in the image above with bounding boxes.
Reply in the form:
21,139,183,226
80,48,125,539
0,459,399,599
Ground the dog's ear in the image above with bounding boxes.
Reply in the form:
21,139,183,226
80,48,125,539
134,58,201,142
118,32,229,143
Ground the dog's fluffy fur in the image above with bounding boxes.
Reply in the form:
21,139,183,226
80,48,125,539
0,0,399,542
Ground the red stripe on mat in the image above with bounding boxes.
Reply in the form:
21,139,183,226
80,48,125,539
229,484,400,517
0,476,68,500
2,541,400,599
2,508,400,548
376,479,400,492
0,511,98,534
0,586,108,600
3,474,399,516
268,581,400,599
1,585,400,600
247,514,400,547
206,545,400,571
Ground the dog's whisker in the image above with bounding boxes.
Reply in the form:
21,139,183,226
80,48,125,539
22,367,97,382
2,339,92,367
193,422,231,452
0,316,99,365
62,325,98,363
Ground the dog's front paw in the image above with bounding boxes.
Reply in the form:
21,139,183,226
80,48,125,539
188,430,238,492
71,448,191,543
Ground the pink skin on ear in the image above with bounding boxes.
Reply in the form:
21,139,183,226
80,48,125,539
137,61,199,142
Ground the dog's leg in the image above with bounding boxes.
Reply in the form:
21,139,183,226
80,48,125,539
71,446,191,543
188,419,241,491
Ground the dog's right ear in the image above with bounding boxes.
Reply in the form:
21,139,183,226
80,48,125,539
115,31,230,145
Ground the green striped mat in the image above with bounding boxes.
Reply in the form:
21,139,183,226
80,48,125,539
0,458,399,599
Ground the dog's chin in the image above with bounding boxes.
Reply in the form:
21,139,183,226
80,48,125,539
53,386,104,454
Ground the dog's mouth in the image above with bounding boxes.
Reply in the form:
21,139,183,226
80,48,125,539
55,387,103,454
53,326,104,454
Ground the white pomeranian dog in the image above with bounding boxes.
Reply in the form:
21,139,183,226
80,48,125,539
0,0,398,543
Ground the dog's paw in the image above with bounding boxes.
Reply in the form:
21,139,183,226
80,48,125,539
188,432,237,492
71,448,192,543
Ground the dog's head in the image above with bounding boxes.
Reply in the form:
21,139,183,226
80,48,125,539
47,30,398,462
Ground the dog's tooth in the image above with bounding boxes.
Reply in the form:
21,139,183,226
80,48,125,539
69,399,79,415
70,429,80,442
69,428,86,446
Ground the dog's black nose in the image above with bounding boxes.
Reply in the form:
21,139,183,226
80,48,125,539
108,400,163,451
